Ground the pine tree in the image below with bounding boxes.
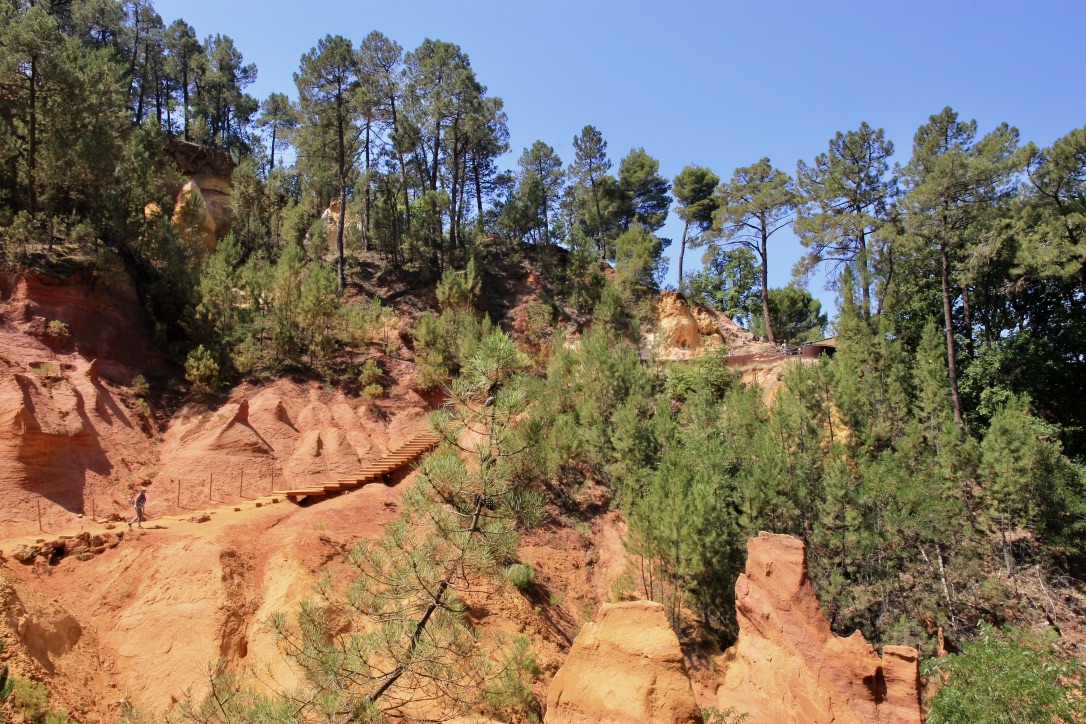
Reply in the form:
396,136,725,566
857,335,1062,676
516,140,564,244
672,164,720,287
294,34,362,290
570,124,612,253
255,92,298,173
900,107,1020,425
617,147,672,233
712,158,799,344
795,122,897,320
272,331,544,720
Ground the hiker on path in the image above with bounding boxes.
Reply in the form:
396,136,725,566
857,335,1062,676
129,487,146,529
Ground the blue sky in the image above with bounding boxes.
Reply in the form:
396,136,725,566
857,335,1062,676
155,0,1086,314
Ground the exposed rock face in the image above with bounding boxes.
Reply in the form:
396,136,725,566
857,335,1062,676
171,179,219,255
545,600,702,724
717,532,921,724
0,270,166,530
166,140,235,252
319,197,364,253
657,291,706,352
650,291,776,361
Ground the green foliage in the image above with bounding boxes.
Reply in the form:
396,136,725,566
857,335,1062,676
269,330,544,719
508,140,565,245
591,282,637,339
412,308,494,390
794,122,896,320
129,375,150,400
10,676,70,724
436,257,482,311
504,562,536,591
702,706,751,724
665,347,735,405
712,157,800,344
45,319,69,339
358,358,382,388
614,222,665,294
617,147,672,233
0,640,11,704
979,395,1086,551
924,624,1086,724
748,286,827,344
686,245,760,326
161,660,294,723
184,344,220,397
673,164,721,284
482,635,543,722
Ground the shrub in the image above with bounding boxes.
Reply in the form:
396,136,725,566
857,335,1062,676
412,309,494,390
129,375,150,399
29,362,62,382
185,345,220,397
132,398,152,419
923,623,1086,724
10,676,70,723
358,358,382,388
0,640,12,703
436,257,481,311
46,320,70,339
504,562,536,591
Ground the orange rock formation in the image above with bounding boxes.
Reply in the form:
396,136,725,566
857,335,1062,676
717,532,921,723
651,291,775,360
545,600,703,723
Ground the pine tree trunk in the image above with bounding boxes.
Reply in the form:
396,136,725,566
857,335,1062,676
473,155,484,220
677,220,689,291
27,55,37,214
449,133,459,250
591,175,604,255
961,283,974,359
389,95,410,239
940,241,963,425
182,67,189,141
760,222,776,345
363,119,371,252
858,229,871,321
337,182,347,291
135,46,148,125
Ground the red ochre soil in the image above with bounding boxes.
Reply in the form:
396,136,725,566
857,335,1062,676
0,267,637,721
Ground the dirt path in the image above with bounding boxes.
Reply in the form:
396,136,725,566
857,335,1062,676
0,466,418,717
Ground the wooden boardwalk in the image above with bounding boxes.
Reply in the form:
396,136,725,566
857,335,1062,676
272,432,443,503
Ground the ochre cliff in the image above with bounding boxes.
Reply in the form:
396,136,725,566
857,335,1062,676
545,600,703,723
651,291,775,360
717,532,922,723
166,140,235,253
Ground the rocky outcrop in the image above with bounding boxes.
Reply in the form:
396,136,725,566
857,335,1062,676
171,179,219,254
166,140,235,252
657,291,709,353
717,532,921,724
319,197,364,252
650,291,775,361
545,600,702,723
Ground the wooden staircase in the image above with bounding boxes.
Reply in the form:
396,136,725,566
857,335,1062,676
272,432,443,503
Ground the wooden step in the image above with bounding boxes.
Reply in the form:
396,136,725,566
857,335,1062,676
274,432,441,503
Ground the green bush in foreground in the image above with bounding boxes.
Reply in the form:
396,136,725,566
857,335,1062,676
924,624,1086,724
10,676,69,723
